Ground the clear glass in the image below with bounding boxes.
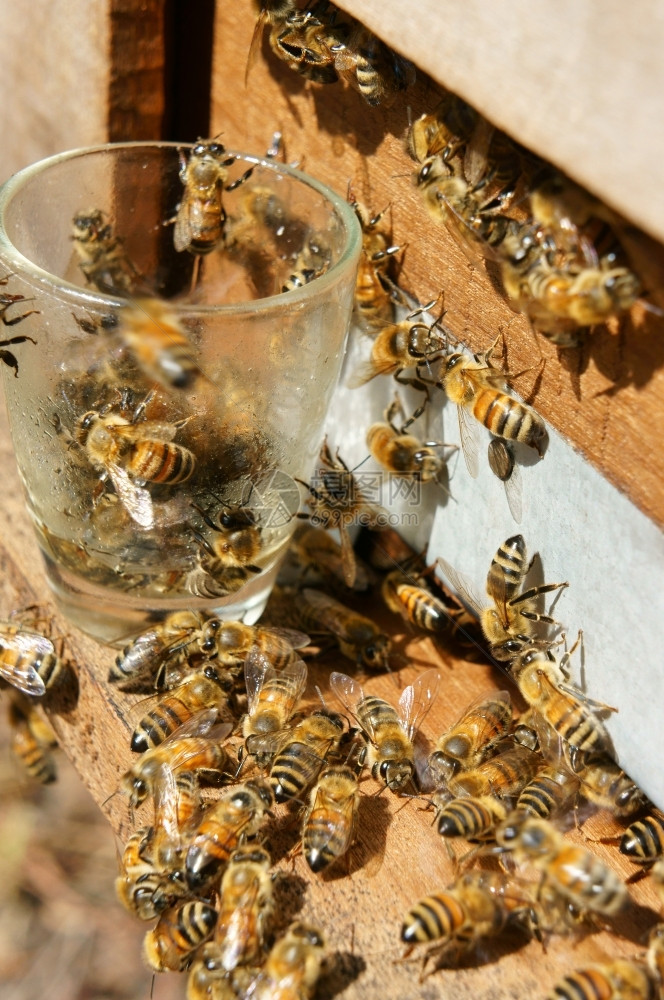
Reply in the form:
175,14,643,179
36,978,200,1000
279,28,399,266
0,142,361,644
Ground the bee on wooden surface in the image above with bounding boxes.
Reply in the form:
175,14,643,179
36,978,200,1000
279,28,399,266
366,396,456,486
511,640,617,760
242,654,308,743
434,793,507,844
407,93,479,168
434,337,547,478
330,668,439,791
120,714,233,810
7,693,58,784
143,899,218,973
174,139,253,256
446,741,542,803
428,691,512,787
381,566,466,638
570,747,646,818
110,611,210,690
401,870,538,975
302,762,360,873
298,438,386,589
487,437,523,524
513,765,580,822
496,815,628,917
544,959,656,1000
249,0,342,85
252,709,347,803
620,812,664,869
437,533,568,661
298,587,391,671
115,827,176,921
348,194,406,329
249,921,327,1000
0,617,65,697
115,298,199,389
75,404,196,529
184,778,274,890
212,621,309,670
189,845,273,985
289,526,373,592
71,207,140,294
348,300,446,387
129,668,235,752
331,23,415,106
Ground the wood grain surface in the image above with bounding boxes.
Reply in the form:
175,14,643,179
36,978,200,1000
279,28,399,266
212,0,664,531
0,396,662,1000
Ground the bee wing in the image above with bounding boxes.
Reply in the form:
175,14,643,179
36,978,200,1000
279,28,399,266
463,118,494,187
245,725,292,758
301,588,348,637
397,667,440,741
173,197,193,253
245,6,268,86
244,651,308,715
503,458,523,524
112,420,177,443
107,462,154,528
435,556,484,618
537,672,615,754
159,708,231,746
307,778,357,857
446,689,512,746
329,671,373,740
0,631,54,696
457,402,480,478
257,626,311,651
338,524,358,588
152,763,184,843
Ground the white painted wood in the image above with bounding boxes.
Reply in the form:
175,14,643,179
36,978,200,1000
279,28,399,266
333,0,664,242
326,315,664,810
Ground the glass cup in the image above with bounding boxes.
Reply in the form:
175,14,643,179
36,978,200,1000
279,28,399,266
0,142,361,644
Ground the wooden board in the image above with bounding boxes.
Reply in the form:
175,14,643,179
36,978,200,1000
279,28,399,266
0,396,662,1000
211,0,664,531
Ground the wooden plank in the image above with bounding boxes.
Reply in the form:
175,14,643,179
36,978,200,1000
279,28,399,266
108,0,168,141
211,0,664,530
0,392,662,999
332,0,664,245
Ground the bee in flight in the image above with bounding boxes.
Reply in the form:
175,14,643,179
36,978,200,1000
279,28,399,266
7,692,58,784
74,399,196,529
437,533,568,660
330,668,440,791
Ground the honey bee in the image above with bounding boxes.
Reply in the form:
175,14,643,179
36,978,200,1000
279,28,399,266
434,337,547,478
242,654,308,743
110,611,210,690
511,641,617,760
213,621,309,670
189,845,273,983
115,298,199,389
620,812,664,868
0,617,65,697
280,229,332,294
648,921,664,983
248,0,341,84
447,741,542,803
116,827,176,921
250,709,347,803
7,693,58,784
120,715,233,810
348,194,405,328
75,404,196,529
348,301,446,386
330,668,440,791
437,533,569,660
427,691,512,786
331,24,415,106
129,668,235,752
299,587,391,671
514,765,580,821
570,748,646,818
381,567,466,638
496,815,628,916
366,410,454,487
299,438,385,588
434,793,507,843
184,779,274,889
302,762,360,872
401,870,538,975
544,959,655,1000
191,498,263,574
487,438,523,524
290,526,373,592
71,208,140,293
249,921,327,1000
407,93,479,167
174,139,253,256
143,899,218,972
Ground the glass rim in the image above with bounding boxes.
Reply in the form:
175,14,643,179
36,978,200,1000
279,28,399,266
0,140,362,314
